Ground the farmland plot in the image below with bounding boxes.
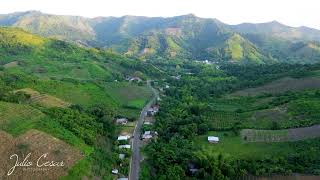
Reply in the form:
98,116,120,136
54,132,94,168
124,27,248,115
232,77,320,96
0,101,45,136
241,125,320,142
16,88,71,108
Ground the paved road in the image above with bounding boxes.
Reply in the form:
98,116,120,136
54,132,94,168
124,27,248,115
129,81,158,180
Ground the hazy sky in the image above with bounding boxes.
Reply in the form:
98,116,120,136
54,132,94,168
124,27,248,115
1,0,319,29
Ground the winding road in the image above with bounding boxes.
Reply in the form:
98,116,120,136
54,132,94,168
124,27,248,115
129,80,158,180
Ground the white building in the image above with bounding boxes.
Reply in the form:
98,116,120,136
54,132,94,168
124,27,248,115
208,136,219,143
119,145,131,149
116,118,128,125
143,122,153,125
142,131,153,140
119,153,125,159
112,169,119,174
117,135,130,141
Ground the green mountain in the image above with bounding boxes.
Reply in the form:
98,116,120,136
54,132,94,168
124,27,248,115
230,21,320,42
1,11,320,64
0,27,163,81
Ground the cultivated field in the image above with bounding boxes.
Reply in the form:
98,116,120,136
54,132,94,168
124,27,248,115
241,125,320,142
24,80,118,108
16,88,70,108
0,130,83,180
0,101,44,136
232,77,320,96
194,131,294,159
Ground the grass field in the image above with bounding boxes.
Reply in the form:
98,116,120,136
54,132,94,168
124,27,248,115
104,82,152,109
16,79,118,108
194,131,294,159
104,82,152,118
14,79,152,118
0,101,44,136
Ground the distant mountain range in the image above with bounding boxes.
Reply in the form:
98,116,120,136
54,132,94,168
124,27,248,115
1,11,320,64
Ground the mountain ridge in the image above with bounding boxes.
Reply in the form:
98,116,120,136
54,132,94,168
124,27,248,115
1,11,320,64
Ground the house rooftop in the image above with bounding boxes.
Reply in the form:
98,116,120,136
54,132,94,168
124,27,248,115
119,153,125,159
117,135,130,141
119,145,131,149
208,136,219,142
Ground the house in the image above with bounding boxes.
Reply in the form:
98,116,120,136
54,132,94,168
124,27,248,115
119,153,125,160
117,135,130,141
143,121,153,125
142,131,152,140
147,109,155,116
119,145,131,149
112,169,119,174
152,105,160,113
117,178,128,180
126,75,142,82
147,105,160,116
116,118,128,125
208,136,219,143
165,85,170,89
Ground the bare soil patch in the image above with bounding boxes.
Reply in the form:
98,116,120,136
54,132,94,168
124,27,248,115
3,61,19,69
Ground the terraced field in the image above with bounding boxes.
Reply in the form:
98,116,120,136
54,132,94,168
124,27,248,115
16,88,71,108
241,125,320,142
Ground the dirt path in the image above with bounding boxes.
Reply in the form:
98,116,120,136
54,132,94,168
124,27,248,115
129,80,158,180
